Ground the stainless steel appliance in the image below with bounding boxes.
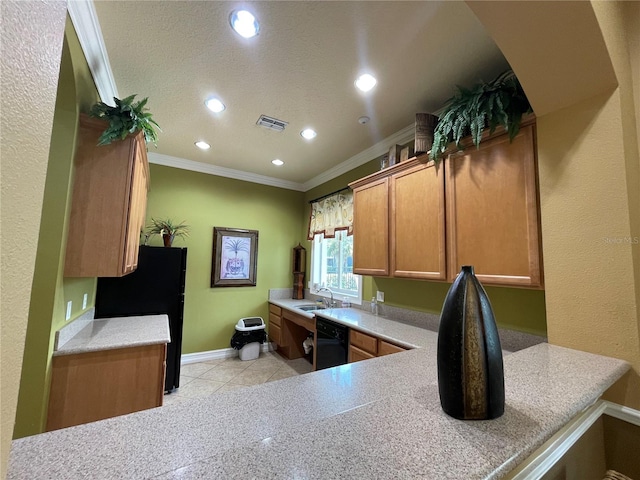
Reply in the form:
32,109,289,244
315,316,349,370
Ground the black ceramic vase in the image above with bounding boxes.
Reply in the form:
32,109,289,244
437,265,504,420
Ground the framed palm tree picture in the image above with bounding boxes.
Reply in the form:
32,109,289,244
211,227,258,287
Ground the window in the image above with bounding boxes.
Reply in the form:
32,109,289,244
310,230,362,303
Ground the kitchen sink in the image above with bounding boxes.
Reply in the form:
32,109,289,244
295,304,326,311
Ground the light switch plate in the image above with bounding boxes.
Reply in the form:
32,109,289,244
376,291,385,302
82,293,88,310
66,301,72,321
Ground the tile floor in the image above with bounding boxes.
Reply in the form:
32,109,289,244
163,351,313,406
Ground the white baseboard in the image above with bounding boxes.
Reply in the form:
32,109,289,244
181,342,275,365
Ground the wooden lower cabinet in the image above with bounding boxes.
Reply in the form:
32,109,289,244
268,304,282,346
350,345,376,363
268,323,282,345
348,328,408,363
378,340,406,356
268,303,316,370
350,330,378,355
47,343,166,431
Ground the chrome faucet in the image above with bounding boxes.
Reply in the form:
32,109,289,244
317,287,337,308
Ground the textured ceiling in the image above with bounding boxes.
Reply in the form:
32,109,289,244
93,1,509,185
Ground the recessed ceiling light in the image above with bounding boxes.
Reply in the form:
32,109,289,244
358,116,370,125
300,128,317,140
195,141,211,150
272,159,284,166
205,97,226,113
229,10,259,38
355,73,377,92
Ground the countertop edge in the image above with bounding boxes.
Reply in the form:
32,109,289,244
53,314,171,357
269,298,428,349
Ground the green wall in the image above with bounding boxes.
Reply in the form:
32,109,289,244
14,18,99,438
145,165,304,353
302,155,547,336
13,19,545,439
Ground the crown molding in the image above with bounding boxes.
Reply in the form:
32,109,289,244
148,153,305,191
302,123,416,191
68,0,118,104
151,122,417,192
67,1,430,192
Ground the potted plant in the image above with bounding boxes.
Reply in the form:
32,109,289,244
147,218,190,247
89,94,161,147
429,70,532,163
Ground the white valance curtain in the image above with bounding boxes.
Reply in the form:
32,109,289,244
307,189,354,240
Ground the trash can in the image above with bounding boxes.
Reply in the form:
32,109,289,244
230,317,266,361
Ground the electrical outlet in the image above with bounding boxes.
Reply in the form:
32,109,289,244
66,301,72,321
376,291,385,302
82,293,88,310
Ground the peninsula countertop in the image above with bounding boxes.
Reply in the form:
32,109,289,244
53,314,171,356
9,307,628,479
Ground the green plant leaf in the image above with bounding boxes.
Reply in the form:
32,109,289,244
88,94,161,147
428,69,531,162
146,217,190,238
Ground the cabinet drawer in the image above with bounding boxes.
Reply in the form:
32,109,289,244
269,312,281,327
350,330,378,355
378,340,407,356
269,304,282,316
268,323,281,345
349,345,376,363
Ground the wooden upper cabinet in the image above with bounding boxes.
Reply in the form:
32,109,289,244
64,114,150,277
390,161,446,280
351,177,389,276
445,124,543,287
350,158,445,280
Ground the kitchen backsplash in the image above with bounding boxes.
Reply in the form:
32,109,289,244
267,289,546,352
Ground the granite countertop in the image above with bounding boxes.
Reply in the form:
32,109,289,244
53,314,171,356
9,310,628,479
269,298,436,349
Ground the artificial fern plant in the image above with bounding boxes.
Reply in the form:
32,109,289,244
89,94,161,147
429,70,532,163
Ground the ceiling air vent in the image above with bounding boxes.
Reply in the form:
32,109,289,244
256,114,288,132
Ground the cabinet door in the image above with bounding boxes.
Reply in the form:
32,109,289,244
390,161,446,280
352,177,389,276
446,125,542,287
123,145,149,274
47,344,166,431
268,323,281,345
64,115,149,277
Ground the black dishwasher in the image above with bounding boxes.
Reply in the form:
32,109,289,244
315,317,349,370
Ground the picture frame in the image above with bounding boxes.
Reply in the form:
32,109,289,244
211,227,258,287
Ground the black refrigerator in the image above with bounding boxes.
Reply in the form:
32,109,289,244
95,246,187,392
